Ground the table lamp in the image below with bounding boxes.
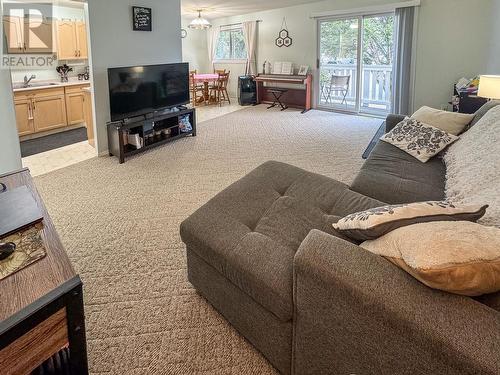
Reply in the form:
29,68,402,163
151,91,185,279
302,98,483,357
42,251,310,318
478,75,500,100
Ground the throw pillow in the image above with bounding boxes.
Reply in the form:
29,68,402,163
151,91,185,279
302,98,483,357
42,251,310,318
467,100,500,131
444,105,500,228
360,221,500,296
333,201,487,241
412,106,474,135
380,118,458,163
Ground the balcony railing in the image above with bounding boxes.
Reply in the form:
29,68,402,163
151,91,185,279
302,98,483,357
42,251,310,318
319,63,393,114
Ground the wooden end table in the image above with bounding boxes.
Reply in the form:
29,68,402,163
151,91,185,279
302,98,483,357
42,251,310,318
0,169,88,375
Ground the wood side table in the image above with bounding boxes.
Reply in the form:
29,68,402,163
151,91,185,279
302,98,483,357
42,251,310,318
0,169,88,375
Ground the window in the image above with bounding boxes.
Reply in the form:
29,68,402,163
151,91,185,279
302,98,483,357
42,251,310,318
215,26,247,60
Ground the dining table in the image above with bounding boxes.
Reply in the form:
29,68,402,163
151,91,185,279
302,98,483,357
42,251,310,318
192,73,220,105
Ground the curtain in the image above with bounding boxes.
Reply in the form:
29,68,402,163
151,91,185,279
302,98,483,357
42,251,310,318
242,21,258,75
392,6,415,115
207,27,220,70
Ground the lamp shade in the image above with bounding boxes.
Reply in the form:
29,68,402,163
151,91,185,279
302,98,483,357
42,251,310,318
478,75,500,99
188,10,212,29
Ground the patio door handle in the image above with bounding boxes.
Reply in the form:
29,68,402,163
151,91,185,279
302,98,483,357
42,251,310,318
317,59,320,69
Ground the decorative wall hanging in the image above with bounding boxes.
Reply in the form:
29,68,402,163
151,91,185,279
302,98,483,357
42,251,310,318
133,6,152,31
275,18,292,48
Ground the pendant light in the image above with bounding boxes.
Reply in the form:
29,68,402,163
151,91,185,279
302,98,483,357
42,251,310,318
188,10,212,30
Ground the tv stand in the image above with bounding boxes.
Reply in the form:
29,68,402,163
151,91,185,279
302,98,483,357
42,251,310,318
107,108,196,164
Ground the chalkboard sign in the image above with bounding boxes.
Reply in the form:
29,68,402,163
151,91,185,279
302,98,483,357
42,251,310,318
132,6,152,31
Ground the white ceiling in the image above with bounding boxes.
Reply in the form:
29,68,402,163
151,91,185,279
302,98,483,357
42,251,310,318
181,0,320,19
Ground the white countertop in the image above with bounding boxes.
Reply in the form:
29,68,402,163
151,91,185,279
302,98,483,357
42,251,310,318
13,78,91,92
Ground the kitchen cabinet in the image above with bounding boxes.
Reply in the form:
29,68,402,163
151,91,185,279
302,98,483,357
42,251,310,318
14,84,91,137
57,20,88,60
3,16,24,53
25,18,55,53
32,88,68,132
3,16,55,53
14,88,67,136
75,22,88,59
65,85,86,125
14,98,35,136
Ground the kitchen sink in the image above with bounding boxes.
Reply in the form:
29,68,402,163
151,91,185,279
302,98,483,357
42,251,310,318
13,82,59,89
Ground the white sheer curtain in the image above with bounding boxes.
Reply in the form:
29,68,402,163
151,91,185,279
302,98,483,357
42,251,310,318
392,6,415,115
207,27,220,70
242,21,258,74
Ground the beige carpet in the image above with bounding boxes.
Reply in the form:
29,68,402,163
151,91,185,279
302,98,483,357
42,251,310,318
34,105,382,374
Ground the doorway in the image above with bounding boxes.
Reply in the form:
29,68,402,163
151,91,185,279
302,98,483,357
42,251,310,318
4,0,97,176
317,13,395,116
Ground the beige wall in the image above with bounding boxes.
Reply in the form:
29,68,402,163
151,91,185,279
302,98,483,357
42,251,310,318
412,0,494,110
486,0,500,73
87,0,182,154
182,17,210,73
191,0,498,112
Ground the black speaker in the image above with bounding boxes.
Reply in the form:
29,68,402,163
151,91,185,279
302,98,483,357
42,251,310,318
238,75,256,105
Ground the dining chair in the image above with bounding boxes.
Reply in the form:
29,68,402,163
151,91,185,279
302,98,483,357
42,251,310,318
189,70,204,106
209,78,222,105
324,75,351,105
210,72,231,106
209,72,231,106
218,72,231,105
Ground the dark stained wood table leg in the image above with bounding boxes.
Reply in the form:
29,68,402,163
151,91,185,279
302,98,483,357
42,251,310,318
66,282,89,375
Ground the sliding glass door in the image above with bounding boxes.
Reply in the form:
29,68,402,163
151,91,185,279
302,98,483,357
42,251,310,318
318,13,394,116
318,17,360,112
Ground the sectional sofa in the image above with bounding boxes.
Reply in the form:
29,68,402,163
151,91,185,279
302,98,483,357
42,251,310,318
180,111,500,375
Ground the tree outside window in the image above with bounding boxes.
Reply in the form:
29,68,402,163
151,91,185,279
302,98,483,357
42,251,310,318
215,27,247,60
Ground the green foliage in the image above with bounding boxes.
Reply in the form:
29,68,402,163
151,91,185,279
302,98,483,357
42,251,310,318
216,29,247,60
363,16,394,65
320,15,394,66
320,19,358,64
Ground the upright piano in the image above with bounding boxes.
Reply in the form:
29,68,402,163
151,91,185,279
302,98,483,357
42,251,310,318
254,74,313,113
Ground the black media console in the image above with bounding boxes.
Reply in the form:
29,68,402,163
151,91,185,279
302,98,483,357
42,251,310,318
107,108,196,164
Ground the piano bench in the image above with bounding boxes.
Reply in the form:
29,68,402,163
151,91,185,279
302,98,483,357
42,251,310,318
267,89,289,111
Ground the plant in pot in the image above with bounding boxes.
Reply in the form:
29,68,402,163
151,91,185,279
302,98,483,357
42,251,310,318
56,64,73,82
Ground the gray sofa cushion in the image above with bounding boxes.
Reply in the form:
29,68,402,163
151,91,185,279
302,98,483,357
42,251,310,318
180,161,384,322
351,141,446,204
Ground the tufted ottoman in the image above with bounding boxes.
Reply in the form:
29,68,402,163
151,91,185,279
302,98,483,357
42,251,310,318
180,161,383,374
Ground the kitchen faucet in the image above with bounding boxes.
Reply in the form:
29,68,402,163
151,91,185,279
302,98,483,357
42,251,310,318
23,74,36,87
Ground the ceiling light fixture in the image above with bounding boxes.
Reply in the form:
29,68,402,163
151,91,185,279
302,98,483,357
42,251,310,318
188,10,212,30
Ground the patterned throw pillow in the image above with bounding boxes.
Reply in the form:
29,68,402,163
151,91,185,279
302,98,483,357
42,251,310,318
380,118,459,162
333,201,488,241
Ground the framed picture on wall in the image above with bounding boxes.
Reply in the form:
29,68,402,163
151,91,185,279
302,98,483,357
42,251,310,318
132,6,152,31
298,65,309,75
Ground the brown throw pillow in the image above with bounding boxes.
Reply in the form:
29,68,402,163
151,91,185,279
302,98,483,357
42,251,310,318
333,201,487,241
360,221,500,296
